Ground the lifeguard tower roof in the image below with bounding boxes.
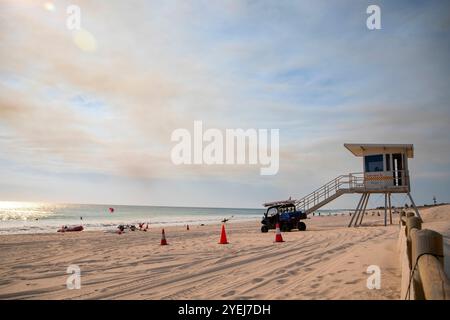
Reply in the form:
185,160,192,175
344,143,414,158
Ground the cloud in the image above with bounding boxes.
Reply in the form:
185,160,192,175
0,0,449,206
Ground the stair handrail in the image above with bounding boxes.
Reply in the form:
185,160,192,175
295,175,345,205
295,172,365,211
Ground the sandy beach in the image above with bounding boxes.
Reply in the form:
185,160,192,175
2,0,450,307
0,205,449,300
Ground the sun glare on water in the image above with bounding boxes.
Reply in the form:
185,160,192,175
0,201,41,210
0,201,54,221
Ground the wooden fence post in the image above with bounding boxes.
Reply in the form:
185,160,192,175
399,212,406,226
406,216,422,268
411,229,450,300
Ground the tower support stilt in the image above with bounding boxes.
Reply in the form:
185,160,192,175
357,193,370,227
348,193,365,227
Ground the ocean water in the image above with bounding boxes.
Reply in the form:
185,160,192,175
0,201,350,234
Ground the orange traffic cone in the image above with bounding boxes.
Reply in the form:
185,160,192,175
218,224,229,244
274,223,284,243
160,228,168,245
187,224,190,231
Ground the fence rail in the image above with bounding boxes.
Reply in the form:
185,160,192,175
399,213,450,300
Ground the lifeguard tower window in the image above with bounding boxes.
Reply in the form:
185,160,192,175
365,154,384,172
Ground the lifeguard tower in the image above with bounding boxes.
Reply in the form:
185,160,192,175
290,143,421,227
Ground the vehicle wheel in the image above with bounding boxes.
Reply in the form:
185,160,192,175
261,225,269,233
297,222,306,231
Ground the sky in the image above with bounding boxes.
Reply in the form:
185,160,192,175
0,0,449,209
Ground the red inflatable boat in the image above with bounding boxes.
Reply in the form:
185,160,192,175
57,225,84,232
